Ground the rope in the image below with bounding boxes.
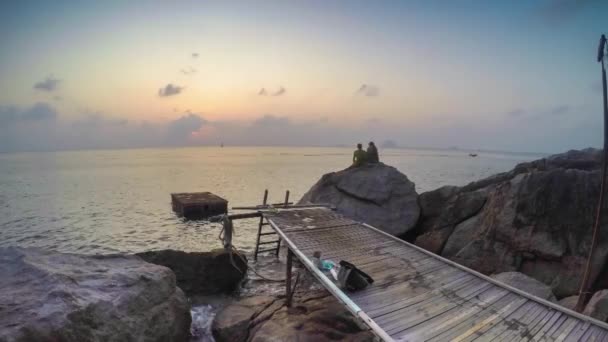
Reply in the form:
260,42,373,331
218,214,285,282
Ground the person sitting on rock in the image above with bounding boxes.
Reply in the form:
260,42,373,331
352,143,367,167
367,141,379,163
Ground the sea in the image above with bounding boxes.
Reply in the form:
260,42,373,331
0,146,544,255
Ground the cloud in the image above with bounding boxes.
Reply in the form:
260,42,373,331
192,53,199,58
506,108,526,117
356,84,380,97
506,105,571,119
258,86,286,96
548,105,570,116
540,0,599,25
591,80,603,93
33,77,60,92
167,113,207,142
181,67,197,75
158,83,183,97
0,102,57,124
272,87,286,96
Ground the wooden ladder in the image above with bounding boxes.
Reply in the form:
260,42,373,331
253,190,289,261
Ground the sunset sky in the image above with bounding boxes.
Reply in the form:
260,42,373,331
0,0,607,153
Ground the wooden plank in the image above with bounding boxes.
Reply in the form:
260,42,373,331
579,326,607,341
377,279,495,333
531,313,567,341
561,321,590,342
394,286,514,341
353,264,462,306
450,296,528,342
466,301,540,342
426,293,520,342
487,303,548,341
523,309,562,341
366,273,480,319
365,272,476,317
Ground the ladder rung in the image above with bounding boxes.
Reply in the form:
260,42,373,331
261,222,270,226
258,240,280,245
257,248,280,254
260,232,277,236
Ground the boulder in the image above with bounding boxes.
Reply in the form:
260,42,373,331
558,295,579,310
213,292,374,342
584,290,608,322
0,247,191,342
212,296,277,342
299,163,420,236
491,272,557,302
136,248,247,296
415,188,487,254
412,148,608,298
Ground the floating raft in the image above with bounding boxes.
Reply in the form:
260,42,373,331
171,192,227,219
263,208,608,341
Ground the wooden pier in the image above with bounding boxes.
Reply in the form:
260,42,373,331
262,207,608,341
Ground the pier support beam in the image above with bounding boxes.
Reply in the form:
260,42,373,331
286,248,293,307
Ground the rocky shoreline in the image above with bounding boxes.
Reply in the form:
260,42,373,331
2,148,608,341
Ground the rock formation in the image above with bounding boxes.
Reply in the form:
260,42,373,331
212,291,374,342
0,247,191,342
299,163,420,236
413,148,607,298
491,272,557,302
136,248,247,296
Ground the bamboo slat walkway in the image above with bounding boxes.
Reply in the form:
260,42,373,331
263,208,608,342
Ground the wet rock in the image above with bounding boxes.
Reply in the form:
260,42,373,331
491,272,557,302
299,163,420,236
584,290,608,322
0,247,191,342
212,296,276,342
213,292,374,342
136,248,247,296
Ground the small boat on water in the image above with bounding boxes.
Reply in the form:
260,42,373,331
469,153,478,157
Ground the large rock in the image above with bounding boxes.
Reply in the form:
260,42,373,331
299,163,420,236
415,188,487,254
213,292,374,342
136,249,247,296
491,272,557,302
584,290,608,322
413,148,608,298
0,247,191,342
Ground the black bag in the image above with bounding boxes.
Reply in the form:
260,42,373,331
337,260,374,292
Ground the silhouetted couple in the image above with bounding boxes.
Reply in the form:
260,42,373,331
352,142,379,167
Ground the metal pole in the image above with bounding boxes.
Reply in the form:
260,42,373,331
576,35,608,312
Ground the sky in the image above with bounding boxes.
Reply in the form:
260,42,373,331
0,0,607,153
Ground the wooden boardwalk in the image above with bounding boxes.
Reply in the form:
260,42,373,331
263,208,608,342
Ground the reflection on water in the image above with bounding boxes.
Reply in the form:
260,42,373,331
0,146,543,254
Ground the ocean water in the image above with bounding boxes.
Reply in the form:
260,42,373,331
0,146,544,255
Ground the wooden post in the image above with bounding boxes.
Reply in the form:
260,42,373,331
274,190,289,255
286,248,293,307
283,190,290,207
254,189,269,261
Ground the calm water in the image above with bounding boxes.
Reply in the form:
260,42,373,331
0,146,543,255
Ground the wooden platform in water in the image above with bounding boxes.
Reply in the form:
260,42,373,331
171,192,227,219
263,208,608,342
